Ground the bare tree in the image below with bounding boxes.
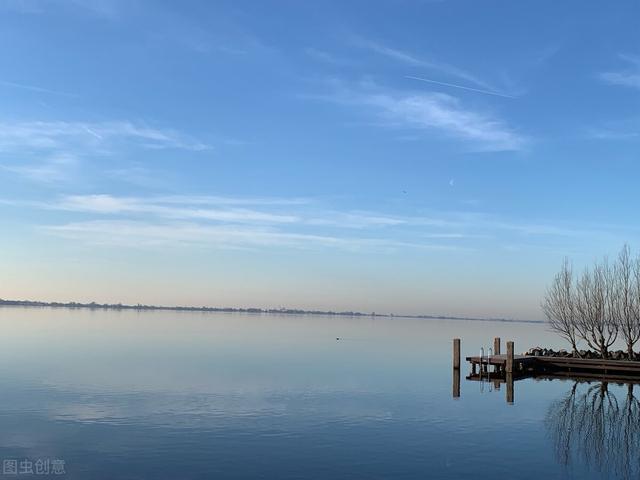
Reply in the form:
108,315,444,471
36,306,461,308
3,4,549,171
574,261,618,358
632,253,640,359
613,245,640,359
545,246,640,358
542,258,581,356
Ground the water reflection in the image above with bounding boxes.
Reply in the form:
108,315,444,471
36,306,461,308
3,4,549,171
452,368,460,398
545,380,640,479
3,307,616,479
457,369,514,404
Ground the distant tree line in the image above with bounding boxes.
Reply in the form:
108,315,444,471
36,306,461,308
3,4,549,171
0,298,525,323
543,245,640,359
0,299,378,317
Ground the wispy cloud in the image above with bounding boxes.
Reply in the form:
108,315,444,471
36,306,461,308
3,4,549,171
49,195,416,229
38,206,616,252
351,37,496,91
55,195,300,224
50,195,555,234
2,193,623,254
0,120,210,152
0,120,211,182
0,80,76,97
0,154,78,183
405,75,515,99
44,221,338,249
307,211,406,228
42,219,466,252
152,195,309,207
316,81,526,151
599,54,640,89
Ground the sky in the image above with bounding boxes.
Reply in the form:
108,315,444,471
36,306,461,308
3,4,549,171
0,0,639,320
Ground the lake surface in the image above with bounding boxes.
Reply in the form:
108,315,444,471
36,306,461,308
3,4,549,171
0,307,637,479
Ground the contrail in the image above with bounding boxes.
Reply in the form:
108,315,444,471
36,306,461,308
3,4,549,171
405,75,515,99
0,80,76,97
83,126,104,140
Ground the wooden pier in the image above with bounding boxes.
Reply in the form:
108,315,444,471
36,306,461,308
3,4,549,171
466,352,640,376
466,354,538,374
452,337,640,404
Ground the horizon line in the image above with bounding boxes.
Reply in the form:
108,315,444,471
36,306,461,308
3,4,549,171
0,297,542,324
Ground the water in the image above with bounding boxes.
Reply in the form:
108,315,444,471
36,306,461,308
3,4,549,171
0,307,637,479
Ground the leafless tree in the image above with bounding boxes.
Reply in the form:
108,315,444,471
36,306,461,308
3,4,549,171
612,245,640,359
542,258,581,356
574,261,618,358
632,253,640,358
545,246,640,358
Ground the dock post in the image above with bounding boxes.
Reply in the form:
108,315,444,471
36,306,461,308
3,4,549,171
452,368,460,398
506,341,514,374
452,338,461,398
506,373,514,404
453,338,461,369
494,337,501,356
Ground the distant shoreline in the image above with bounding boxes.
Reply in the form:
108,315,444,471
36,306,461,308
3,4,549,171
0,298,542,324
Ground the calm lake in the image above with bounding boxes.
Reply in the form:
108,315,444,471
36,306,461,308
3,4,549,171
0,307,637,479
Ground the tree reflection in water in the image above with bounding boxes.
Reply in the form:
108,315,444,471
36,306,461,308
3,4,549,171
545,380,640,479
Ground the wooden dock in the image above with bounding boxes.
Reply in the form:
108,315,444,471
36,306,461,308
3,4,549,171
466,354,538,373
457,337,640,377
535,356,640,374
466,353,640,376
452,337,640,404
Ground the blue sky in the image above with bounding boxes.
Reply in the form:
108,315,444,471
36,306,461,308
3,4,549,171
1,0,639,319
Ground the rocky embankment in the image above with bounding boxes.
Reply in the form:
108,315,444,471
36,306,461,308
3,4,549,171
525,347,640,361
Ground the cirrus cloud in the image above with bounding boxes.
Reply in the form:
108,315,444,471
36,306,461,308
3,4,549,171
312,80,526,152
